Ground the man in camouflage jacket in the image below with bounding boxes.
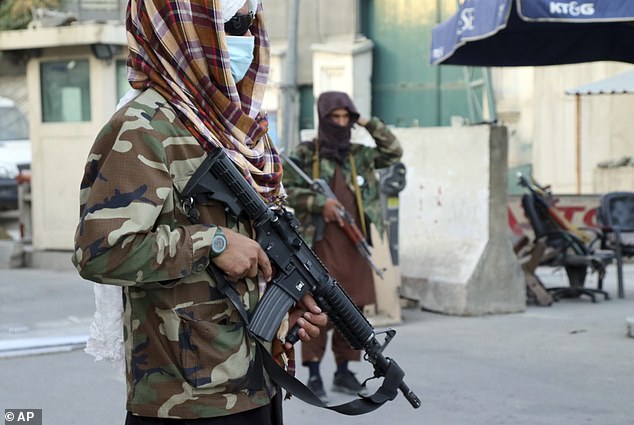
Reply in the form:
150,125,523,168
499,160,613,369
282,91,403,402
283,117,403,247
72,0,326,423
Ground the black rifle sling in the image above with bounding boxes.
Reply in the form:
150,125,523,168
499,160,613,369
257,341,397,415
208,263,392,415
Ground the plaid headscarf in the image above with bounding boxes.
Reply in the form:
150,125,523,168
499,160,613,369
126,0,283,202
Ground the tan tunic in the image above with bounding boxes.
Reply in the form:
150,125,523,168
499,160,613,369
313,165,376,307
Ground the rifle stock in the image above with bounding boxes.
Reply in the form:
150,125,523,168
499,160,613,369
180,149,421,409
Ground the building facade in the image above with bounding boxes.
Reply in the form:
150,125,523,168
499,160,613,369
1,0,633,248
0,0,534,315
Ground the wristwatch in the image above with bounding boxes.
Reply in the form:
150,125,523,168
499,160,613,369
210,226,228,258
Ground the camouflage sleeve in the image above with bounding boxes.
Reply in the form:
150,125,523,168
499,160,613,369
72,110,213,287
282,144,327,215
365,116,404,169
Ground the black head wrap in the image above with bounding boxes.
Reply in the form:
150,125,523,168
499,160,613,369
316,91,360,163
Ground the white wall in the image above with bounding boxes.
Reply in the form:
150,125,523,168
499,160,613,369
312,38,373,119
266,0,358,85
493,62,634,194
28,49,122,251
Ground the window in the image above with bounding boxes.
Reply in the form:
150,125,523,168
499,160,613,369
265,110,279,146
299,85,314,130
116,59,130,102
40,59,91,122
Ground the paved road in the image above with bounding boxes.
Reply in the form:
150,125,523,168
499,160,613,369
0,265,632,425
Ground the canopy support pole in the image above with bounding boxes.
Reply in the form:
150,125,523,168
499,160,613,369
575,93,581,195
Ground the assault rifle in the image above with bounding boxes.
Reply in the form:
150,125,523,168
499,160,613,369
279,151,385,279
181,149,421,411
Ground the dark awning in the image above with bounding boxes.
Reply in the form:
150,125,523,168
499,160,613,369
430,0,634,67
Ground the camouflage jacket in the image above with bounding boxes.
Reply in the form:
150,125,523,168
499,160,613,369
72,89,275,419
282,117,403,246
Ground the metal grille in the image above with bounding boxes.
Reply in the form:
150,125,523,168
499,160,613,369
61,0,125,22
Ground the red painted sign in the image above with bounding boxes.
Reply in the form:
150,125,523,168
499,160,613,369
508,194,600,238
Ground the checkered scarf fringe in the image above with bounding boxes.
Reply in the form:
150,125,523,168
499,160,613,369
126,0,283,203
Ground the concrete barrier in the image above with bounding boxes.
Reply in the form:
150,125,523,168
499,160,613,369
395,124,525,315
0,240,24,269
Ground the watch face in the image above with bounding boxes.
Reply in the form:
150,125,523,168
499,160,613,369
212,233,227,255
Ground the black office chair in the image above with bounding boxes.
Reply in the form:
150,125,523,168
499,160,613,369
519,176,613,303
596,191,634,299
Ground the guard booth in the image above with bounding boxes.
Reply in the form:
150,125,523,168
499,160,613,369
0,22,127,256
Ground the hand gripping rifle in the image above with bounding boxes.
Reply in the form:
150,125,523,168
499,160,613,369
181,149,421,413
279,151,386,279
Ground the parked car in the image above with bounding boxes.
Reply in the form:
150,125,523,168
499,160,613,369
0,96,31,211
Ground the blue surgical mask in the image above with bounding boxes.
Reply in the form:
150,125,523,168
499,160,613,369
226,35,255,83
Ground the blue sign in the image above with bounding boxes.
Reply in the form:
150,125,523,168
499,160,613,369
430,0,634,66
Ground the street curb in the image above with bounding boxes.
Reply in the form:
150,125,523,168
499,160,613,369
0,334,87,359
23,246,75,271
